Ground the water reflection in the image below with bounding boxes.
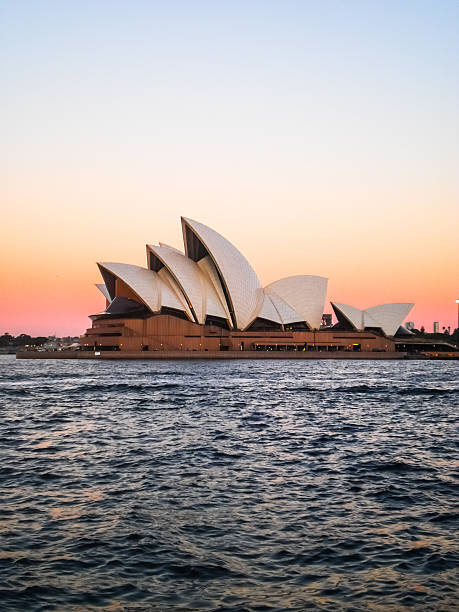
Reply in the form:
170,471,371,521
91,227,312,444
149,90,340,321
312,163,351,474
1,356,458,611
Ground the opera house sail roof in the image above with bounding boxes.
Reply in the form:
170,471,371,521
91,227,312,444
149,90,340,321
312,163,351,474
331,302,414,336
93,216,413,335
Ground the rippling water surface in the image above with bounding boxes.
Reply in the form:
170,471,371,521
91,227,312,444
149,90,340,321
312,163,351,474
1,355,458,611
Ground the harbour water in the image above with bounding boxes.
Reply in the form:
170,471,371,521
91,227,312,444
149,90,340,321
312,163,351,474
1,355,458,610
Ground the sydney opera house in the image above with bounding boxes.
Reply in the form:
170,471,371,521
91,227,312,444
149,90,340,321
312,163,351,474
80,217,414,353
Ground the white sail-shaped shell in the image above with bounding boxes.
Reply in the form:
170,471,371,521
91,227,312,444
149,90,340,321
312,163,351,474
266,291,303,325
148,245,206,323
332,302,414,335
157,267,193,320
97,262,185,314
362,310,382,329
147,244,230,324
365,303,414,336
197,256,233,325
182,217,263,330
332,302,364,330
265,275,328,330
257,294,283,324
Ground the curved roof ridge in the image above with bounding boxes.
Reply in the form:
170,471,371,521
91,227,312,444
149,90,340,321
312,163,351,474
95,283,111,303
159,242,183,254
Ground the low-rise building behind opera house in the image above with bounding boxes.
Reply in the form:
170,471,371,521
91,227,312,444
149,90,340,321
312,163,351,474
80,217,415,353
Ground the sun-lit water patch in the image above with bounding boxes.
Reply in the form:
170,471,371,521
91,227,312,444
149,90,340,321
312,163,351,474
1,355,458,611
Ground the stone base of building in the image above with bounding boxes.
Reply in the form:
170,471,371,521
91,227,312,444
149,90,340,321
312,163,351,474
78,314,396,353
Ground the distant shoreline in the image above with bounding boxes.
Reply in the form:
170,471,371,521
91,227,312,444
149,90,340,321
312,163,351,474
15,350,459,361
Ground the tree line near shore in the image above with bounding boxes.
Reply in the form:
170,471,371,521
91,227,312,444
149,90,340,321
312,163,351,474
411,328,459,345
0,333,79,348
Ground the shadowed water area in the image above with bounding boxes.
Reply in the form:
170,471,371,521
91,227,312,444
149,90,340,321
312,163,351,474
1,355,458,611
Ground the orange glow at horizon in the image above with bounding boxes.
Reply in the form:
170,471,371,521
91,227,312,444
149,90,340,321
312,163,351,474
1,195,458,336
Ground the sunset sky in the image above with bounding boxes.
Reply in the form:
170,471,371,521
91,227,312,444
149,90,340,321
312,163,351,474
2,1,458,336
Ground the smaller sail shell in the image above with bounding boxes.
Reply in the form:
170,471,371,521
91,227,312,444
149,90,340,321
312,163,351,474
265,275,328,330
365,303,414,336
332,302,414,336
257,294,283,325
331,302,364,330
97,262,185,314
264,291,303,325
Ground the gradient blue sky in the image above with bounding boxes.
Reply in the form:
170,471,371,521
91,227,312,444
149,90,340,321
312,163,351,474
2,1,458,335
